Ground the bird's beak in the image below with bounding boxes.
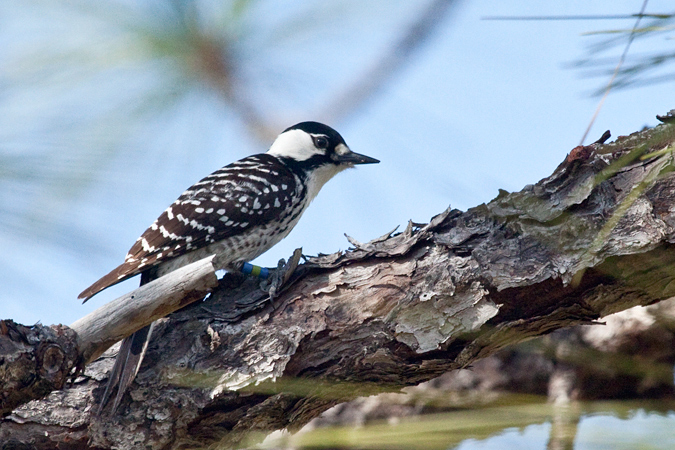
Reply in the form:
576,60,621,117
335,145,380,165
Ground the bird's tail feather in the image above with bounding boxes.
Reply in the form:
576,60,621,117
97,269,158,414
97,323,155,414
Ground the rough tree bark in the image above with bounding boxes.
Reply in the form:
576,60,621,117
2,116,675,449
0,257,219,418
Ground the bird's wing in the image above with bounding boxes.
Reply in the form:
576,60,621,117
78,154,302,301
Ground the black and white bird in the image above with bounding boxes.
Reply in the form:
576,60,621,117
79,121,378,412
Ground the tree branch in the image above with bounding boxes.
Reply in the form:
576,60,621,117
2,120,675,449
72,255,219,363
0,256,218,417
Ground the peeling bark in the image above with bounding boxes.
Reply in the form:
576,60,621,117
2,120,675,449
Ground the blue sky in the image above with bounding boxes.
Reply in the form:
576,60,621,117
2,0,674,325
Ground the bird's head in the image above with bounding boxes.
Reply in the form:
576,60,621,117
267,121,379,171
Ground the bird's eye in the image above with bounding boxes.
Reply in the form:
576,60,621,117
314,136,329,149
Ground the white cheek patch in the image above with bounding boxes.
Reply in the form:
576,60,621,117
267,129,325,161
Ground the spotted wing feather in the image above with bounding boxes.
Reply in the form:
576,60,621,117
78,154,303,301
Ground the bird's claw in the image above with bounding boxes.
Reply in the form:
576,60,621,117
263,247,303,300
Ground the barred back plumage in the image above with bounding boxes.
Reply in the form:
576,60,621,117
79,154,309,301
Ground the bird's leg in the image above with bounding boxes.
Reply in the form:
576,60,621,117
241,262,270,279
237,248,303,299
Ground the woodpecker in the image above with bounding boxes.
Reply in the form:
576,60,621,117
79,121,379,412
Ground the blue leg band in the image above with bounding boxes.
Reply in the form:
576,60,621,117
241,262,269,279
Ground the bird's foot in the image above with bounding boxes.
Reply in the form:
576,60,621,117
262,248,303,300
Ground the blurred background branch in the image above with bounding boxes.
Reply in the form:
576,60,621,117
574,12,675,94
0,0,456,259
